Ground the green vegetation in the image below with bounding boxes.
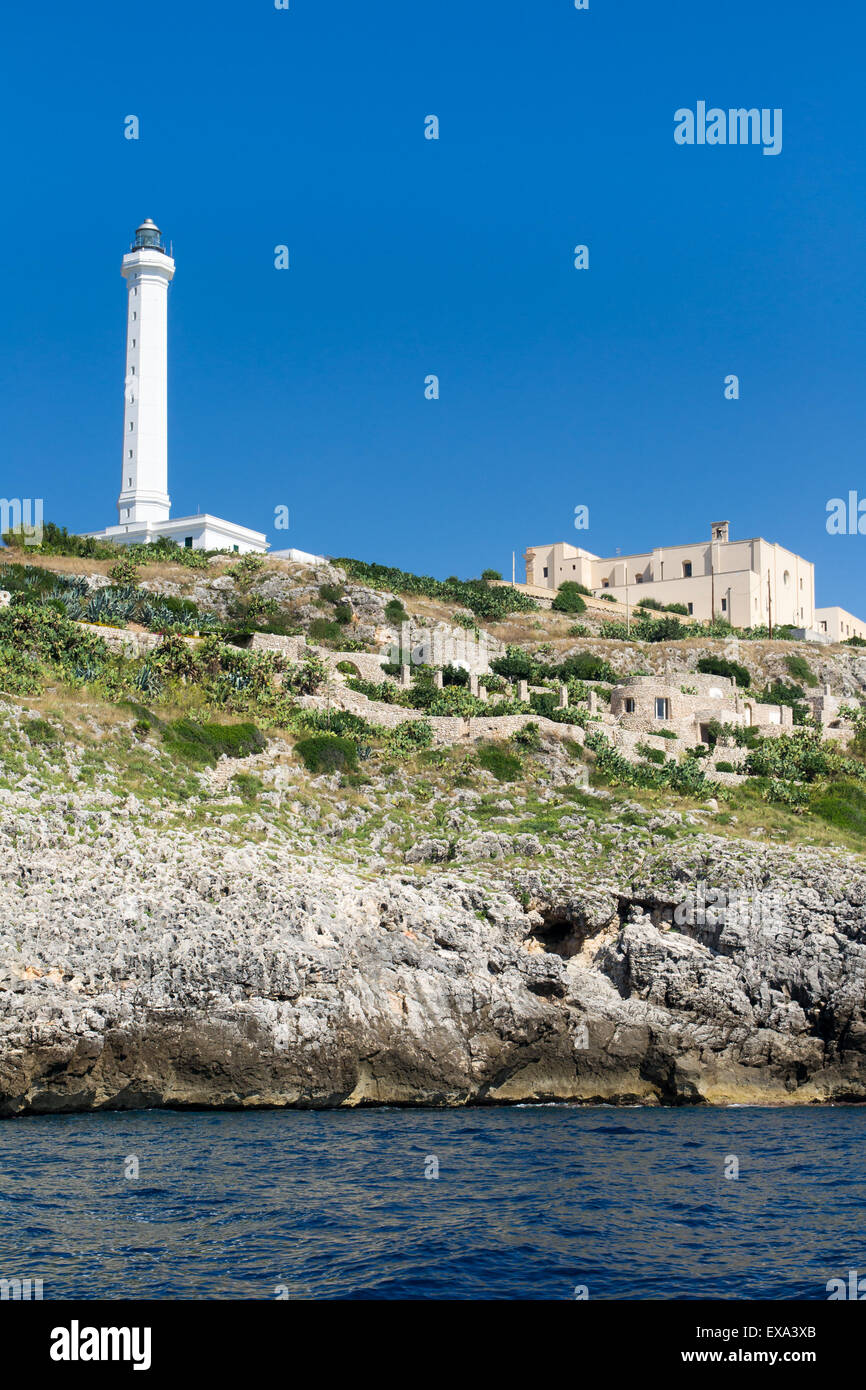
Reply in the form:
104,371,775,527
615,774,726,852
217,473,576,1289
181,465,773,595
308,617,345,644
812,781,866,834
162,718,266,767
294,734,358,775
319,583,345,605
636,742,667,765
600,615,688,643
696,656,751,688
491,646,616,685
586,729,714,795
334,557,538,621
476,743,522,782
551,582,587,615
108,555,141,586
785,654,819,687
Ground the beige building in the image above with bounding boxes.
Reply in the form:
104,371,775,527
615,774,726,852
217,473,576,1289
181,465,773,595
608,672,793,746
813,607,866,643
526,521,815,629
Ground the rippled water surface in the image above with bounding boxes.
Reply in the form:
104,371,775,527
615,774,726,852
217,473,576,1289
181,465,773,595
1,1107,863,1299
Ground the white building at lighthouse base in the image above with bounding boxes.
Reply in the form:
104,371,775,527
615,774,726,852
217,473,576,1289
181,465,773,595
83,513,268,555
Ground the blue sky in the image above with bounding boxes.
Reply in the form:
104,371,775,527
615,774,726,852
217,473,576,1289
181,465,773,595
4,0,866,610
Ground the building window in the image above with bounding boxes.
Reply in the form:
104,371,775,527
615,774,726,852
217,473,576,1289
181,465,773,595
602,579,609,588
624,698,636,714
820,621,827,632
655,697,670,720
635,574,643,583
184,536,193,549
127,477,131,486
128,449,133,459
682,561,692,578
542,566,549,577
783,570,790,585
130,366,135,375
687,602,694,615
129,421,134,430
721,598,727,612
233,545,239,553
132,311,137,320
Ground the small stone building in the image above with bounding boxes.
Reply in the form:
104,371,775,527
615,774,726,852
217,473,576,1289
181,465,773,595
609,673,792,746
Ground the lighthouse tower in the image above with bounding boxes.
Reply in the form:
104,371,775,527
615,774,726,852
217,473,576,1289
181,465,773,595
83,217,268,553
117,220,174,525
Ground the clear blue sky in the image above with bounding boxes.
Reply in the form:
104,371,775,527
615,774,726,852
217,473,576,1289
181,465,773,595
4,0,866,610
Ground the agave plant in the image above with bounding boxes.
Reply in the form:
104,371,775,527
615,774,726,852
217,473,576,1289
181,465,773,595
133,664,163,697
86,590,132,626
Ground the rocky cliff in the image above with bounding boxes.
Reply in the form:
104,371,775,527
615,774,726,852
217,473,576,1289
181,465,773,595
3,756,866,1114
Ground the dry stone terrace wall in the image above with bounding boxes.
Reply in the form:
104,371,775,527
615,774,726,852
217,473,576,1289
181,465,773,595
298,684,586,750
76,622,200,659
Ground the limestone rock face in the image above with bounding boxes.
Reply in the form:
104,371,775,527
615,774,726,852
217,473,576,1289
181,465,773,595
3,791,866,1114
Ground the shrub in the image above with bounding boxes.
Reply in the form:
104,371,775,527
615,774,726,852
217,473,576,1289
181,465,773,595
319,583,344,604
785,654,818,687
664,602,690,616
333,602,353,625
386,719,434,754
636,743,667,765
477,743,522,782
481,569,502,582
757,679,809,722
232,772,264,801
530,691,557,717
551,582,587,615
696,656,751,688
336,660,360,676
452,611,477,630
294,734,357,775
308,617,344,644
108,555,140,586
511,721,541,750
25,717,61,746
560,653,616,683
163,718,266,766
715,760,737,773
599,592,617,602
233,553,266,590
384,598,410,626
3,520,117,559
636,596,664,612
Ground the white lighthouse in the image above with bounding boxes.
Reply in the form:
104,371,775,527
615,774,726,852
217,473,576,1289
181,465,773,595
84,218,267,554
118,219,173,526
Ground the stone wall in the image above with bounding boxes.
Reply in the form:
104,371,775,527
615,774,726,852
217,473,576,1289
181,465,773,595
299,684,585,749
76,622,201,659
249,632,308,662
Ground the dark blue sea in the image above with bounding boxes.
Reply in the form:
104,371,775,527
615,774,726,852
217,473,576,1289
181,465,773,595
1,1107,863,1300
